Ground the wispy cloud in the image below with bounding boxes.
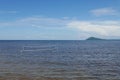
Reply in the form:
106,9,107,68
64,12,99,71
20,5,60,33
0,17,71,28
90,7,118,16
0,16,120,38
0,11,17,14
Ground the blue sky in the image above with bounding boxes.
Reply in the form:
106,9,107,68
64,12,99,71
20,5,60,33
0,0,120,40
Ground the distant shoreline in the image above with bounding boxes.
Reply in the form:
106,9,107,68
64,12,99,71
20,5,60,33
0,40,120,41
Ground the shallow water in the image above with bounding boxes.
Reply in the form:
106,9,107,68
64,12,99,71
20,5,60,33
0,40,120,80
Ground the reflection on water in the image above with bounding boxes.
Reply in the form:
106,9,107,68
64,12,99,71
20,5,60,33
0,40,120,80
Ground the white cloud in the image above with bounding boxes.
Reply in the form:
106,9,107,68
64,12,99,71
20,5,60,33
0,16,120,38
67,20,120,36
90,8,118,16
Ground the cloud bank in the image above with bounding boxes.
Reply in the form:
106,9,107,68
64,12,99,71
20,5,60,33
0,17,120,39
67,21,120,36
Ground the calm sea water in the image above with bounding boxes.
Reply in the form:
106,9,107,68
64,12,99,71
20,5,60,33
0,40,120,80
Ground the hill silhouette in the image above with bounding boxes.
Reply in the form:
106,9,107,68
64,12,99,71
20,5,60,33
86,37,104,40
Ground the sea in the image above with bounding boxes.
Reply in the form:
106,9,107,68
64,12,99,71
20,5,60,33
0,40,120,80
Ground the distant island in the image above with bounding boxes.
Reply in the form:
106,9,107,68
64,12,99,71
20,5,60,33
86,37,105,40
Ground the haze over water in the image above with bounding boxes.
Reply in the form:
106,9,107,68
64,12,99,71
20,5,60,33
0,40,120,80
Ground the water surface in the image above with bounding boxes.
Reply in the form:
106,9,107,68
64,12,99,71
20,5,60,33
0,40,120,80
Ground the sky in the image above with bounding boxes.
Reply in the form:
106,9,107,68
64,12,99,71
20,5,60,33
0,0,120,40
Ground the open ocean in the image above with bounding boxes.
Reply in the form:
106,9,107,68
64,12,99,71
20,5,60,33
0,40,120,80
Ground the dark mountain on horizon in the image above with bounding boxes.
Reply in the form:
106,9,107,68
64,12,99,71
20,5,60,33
86,37,105,40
